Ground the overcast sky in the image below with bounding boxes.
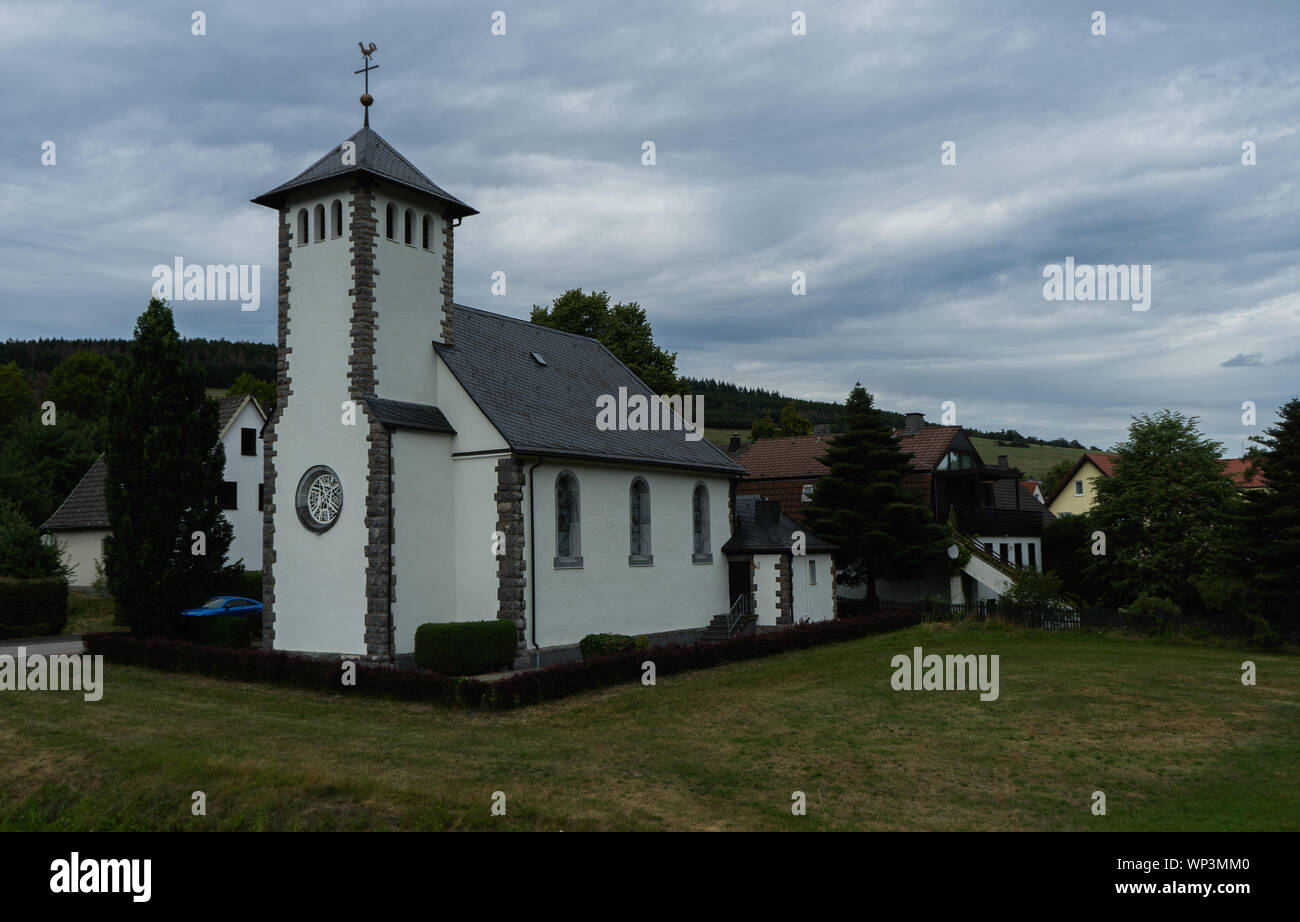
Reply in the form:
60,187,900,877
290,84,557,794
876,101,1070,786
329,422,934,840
3,0,1298,451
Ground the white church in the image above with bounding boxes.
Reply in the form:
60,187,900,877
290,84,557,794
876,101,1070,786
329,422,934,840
251,75,837,665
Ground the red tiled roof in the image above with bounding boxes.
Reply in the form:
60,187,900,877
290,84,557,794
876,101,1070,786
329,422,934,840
735,434,832,479
891,426,962,470
1084,452,1118,477
1221,458,1267,487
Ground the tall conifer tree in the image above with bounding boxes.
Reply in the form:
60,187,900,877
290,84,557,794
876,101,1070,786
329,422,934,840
802,384,950,604
104,298,232,634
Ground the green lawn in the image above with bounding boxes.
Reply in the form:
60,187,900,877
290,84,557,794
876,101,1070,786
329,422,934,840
968,437,1087,481
1,623,1295,831
64,590,121,635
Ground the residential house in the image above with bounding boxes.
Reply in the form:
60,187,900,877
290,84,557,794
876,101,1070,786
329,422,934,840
40,394,267,588
1047,452,1266,518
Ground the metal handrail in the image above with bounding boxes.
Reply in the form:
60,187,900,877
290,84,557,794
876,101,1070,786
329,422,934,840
726,594,751,635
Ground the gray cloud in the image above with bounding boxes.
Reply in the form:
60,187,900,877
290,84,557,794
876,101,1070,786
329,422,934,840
3,0,1299,449
1222,353,1265,367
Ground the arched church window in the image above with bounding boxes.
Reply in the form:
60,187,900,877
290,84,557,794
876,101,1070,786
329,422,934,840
331,200,343,237
314,204,325,242
296,209,308,245
405,209,414,245
385,204,395,240
422,215,432,250
629,478,652,565
692,483,711,563
554,471,581,568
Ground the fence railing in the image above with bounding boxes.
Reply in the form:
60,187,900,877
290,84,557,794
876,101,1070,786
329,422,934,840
836,595,1285,640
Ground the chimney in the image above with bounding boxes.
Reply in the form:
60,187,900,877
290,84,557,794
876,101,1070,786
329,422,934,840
755,500,781,525
904,412,925,435
729,433,741,452
812,424,830,436
997,455,1009,469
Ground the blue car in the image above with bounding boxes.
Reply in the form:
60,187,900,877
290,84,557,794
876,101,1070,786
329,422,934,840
181,596,264,618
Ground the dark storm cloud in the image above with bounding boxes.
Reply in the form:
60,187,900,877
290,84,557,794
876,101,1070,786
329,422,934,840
3,0,1298,448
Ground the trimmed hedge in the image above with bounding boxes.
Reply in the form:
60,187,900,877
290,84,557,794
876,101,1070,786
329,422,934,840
179,615,252,648
0,576,69,638
579,633,650,659
413,620,518,675
85,609,920,710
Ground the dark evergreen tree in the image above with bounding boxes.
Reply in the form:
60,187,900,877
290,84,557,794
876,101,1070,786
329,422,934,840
103,299,232,634
802,384,951,604
1087,410,1238,611
1241,397,1300,635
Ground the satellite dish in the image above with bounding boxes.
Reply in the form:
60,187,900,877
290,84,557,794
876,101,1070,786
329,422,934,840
947,544,960,560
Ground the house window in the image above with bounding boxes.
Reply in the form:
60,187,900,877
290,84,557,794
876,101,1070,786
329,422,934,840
1073,480,1084,496
220,481,238,510
241,427,256,457
331,199,343,237
999,543,1008,562
258,483,264,511
809,559,817,585
1028,543,1037,569
1014,543,1023,567
692,483,711,563
385,204,395,239
554,472,582,568
801,483,814,503
629,477,652,565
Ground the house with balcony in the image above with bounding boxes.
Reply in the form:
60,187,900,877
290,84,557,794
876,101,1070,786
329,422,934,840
735,412,1053,603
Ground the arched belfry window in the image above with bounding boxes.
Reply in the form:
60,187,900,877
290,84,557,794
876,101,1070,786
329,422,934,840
629,478,652,565
692,483,712,563
404,209,414,245
554,472,582,568
385,204,395,240
422,215,432,250
313,204,325,242
296,209,308,245
331,200,343,237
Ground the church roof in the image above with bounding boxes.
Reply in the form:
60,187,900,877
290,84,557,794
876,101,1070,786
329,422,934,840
364,396,455,434
435,305,745,475
251,126,477,218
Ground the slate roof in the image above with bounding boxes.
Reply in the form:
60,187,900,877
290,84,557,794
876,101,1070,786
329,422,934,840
251,126,477,218
991,478,1055,525
218,394,265,438
722,494,837,554
435,305,744,475
41,455,109,531
735,434,832,479
364,396,455,434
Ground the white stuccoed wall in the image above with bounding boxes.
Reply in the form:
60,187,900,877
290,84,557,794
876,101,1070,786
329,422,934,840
527,460,732,647
53,530,106,589
270,185,370,655
221,400,264,570
790,552,835,622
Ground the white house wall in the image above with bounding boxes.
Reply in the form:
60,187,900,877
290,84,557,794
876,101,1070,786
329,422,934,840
270,187,369,655
791,553,835,622
54,530,106,589
527,460,732,647
221,400,264,570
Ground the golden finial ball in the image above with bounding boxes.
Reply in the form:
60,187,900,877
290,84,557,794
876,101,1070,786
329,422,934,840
360,93,373,107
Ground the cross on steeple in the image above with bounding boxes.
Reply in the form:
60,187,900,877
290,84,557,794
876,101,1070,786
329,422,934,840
355,42,378,127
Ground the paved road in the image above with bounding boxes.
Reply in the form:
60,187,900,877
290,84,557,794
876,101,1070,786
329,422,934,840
0,636,85,657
